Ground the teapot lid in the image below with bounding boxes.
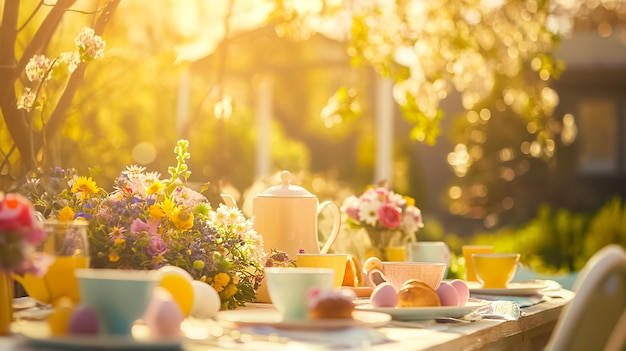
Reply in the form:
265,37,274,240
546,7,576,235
258,171,315,197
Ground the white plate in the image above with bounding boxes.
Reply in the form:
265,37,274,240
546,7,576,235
16,322,182,350
12,297,37,311
355,300,491,321
468,280,550,296
217,309,391,330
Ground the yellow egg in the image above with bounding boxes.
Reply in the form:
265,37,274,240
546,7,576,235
157,266,194,316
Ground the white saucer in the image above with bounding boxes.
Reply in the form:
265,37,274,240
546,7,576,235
15,322,182,350
217,309,391,330
468,280,551,296
356,299,490,321
12,297,38,311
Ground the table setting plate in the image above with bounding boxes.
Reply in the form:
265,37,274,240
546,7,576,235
467,280,551,296
355,299,491,321
216,309,391,330
14,322,182,350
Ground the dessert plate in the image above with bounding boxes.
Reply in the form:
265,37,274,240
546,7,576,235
467,280,551,296
15,322,182,350
356,299,491,321
217,309,391,330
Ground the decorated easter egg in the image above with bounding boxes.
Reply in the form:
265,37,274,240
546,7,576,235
156,265,194,316
144,287,184,337
436,281,459,307
450,279,470,306
190,280,221,319
67,305,100,335
371,282,398,308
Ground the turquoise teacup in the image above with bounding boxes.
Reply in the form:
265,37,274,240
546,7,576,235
75,269,158,335
265,267,334,321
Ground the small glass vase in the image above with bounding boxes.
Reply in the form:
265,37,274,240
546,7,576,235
365,229,414,261
0,271,12,336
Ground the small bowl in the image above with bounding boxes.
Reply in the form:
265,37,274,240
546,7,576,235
75,269,158,335
379,262,447,291
472,253,520,288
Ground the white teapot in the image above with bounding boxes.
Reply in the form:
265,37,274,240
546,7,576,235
252,170,341,258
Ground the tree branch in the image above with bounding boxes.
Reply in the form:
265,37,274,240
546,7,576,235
35,0,121,154
16,0,77,74
0,0,32,170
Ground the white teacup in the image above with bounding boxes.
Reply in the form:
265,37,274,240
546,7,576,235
407,241,451,277
265,267,334,321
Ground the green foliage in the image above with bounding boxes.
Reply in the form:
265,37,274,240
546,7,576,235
461,198,626,274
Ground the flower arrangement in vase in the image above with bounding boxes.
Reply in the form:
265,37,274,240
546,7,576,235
22,140,267,310
0,193,47,334
341,185,424,260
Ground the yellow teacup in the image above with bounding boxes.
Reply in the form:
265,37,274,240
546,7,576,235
295,254,347,287
472,253,520,288
14,220,89,304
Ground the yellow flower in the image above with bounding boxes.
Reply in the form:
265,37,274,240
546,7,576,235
71,176,99,201
146,180,163,195
221,284,238,299
109,252,120,263
114,238,125,246
58,206,75,221
149,204,165,220
212,272,230,293
171,206,194,230
161,198,175,218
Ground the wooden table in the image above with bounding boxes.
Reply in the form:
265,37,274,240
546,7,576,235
1,289,573,350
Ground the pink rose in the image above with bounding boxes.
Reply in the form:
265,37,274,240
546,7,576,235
378,203,402,229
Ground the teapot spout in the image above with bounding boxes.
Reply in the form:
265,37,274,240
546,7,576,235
221,194,238,208
12,273,51,304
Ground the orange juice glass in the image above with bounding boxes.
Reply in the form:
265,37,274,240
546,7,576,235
14,220,90,304
462,245,493,282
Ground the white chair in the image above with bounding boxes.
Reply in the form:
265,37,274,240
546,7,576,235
545,244,626,351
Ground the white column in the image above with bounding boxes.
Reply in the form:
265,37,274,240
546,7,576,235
254,74,273,179
375,77,394,186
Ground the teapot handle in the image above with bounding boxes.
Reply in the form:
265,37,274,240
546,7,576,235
317,201,341,254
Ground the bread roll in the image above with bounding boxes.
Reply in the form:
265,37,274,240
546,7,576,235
397,279,441,307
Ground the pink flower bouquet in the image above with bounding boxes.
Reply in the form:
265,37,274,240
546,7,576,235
0,193,46,274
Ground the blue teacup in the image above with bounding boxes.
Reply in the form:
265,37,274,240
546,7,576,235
75,269,158,335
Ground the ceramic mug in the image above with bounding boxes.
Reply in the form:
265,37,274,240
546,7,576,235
407,241,451,277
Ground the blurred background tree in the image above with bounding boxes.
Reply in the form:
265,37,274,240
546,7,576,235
1,1,625,273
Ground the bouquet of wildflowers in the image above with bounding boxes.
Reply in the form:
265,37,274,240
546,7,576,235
22,140,266,309
0,193,47,274
342,186,424,250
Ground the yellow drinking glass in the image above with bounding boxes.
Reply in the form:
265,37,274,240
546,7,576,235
462,245,493,282
14,220,90,304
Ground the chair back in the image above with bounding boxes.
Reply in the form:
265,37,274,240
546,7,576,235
545,244,626,351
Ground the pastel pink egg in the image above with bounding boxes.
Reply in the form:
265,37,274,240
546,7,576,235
371,282,398,308
436,281,460,306
450,279,470,306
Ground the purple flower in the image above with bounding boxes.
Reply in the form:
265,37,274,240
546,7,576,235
130,218,149,234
